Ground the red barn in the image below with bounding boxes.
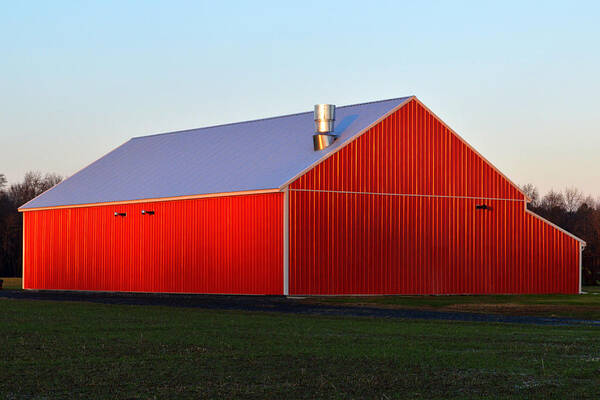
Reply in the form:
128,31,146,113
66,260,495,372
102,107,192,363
20,97,585,295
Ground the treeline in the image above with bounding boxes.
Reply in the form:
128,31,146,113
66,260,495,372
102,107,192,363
522,184,600,284
0,173,599,284
0,172,62,277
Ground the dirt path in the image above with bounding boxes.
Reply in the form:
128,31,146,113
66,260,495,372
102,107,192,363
2,289,600,326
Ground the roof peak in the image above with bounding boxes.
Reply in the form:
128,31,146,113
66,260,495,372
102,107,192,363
132,96,414,140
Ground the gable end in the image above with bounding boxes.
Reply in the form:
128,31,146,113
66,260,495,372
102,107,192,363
289,98,527,201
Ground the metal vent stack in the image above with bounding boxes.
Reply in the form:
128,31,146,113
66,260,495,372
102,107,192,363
313,104,336,151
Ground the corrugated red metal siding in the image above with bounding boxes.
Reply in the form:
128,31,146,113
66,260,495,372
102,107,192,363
292,100,524,200
289,191,579,295
288,99,580,295
23,193,283,294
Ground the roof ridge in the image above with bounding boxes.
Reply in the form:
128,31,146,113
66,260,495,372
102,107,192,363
132,96,412,140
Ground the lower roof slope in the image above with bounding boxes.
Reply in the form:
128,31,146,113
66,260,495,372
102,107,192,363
21,97,412,209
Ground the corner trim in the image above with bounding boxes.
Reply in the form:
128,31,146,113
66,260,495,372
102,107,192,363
580,244,584,294
283,187,289,296
22,216,25,289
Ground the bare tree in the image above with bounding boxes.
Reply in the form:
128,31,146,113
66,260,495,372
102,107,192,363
8,171,62,207
541,189,565,210
563,187,584,213
521,183,540,207
581,195,597,210
0,171,63,277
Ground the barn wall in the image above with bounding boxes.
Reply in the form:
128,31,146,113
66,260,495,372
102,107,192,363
291,99,524,200
23,193,283,294
288,99,581,295
289,191,580,295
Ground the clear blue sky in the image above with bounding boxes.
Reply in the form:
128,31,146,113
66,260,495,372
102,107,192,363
1,1,599,197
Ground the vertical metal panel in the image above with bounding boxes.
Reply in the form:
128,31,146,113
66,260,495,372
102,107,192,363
291,99,524,200
23,193,284,295
289,191,580,295
288,99,580,295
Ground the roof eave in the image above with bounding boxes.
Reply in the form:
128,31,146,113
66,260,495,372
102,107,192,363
525,209,587,245
18,188,281,212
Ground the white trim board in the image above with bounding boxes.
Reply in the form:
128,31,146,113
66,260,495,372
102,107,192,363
283,188,289,296
19,189,281,212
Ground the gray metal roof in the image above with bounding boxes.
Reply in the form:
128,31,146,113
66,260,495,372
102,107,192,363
21,97,412,209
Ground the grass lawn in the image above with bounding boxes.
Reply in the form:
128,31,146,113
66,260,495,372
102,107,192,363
306,286,600,320
1,299,600,399
0,277,22,290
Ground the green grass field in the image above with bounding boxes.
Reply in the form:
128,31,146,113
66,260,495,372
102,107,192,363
305,287,600,320
1,298,600,399
5,277,600,319
0,277,22,290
